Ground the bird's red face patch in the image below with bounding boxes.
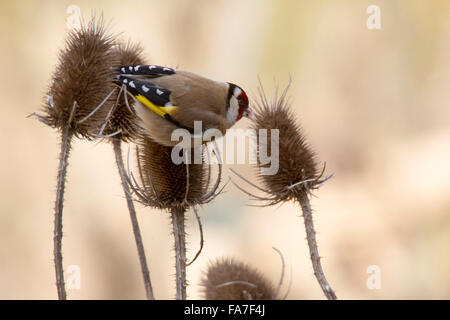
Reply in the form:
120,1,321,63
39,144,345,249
236,90,249,121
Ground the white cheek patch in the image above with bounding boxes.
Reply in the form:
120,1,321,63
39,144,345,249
233,86,242,98
227,96,239,124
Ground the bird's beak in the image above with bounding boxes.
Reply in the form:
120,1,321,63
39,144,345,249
244,107,256,120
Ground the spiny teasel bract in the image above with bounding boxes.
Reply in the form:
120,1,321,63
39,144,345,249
201,258,275,300
39,17,116,139
251,84,326,203
103,40,146,141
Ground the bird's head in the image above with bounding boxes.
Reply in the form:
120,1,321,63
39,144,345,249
226,83,253,124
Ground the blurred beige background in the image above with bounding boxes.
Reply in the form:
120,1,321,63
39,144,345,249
1,0,449,299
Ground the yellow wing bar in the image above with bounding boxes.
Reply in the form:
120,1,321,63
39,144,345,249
136,94,178,118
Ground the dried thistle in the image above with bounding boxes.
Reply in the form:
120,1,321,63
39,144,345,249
101,40,146,141
249,84,329,205
127,136,223,300
130,137,222,210
201,258,275,300
231,82,337,300
31,16,117,300
37,17,116,139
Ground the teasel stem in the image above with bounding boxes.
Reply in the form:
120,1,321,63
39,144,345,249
54,125,73,300
112,138,155,300
171,207,187,300
298,193,337,300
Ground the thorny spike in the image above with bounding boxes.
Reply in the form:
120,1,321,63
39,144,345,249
256,77,270,112
228,178,276,202
204,147,212,193
215,281,258,290
286,177,317,190
200,141,223,202
68,100,78,124
99,129,122,139
96,91,121,139
125,147,156,205
229,168,273,195
136,147,162,207
95,83,125,140
228,176,282,202
229,162,332,206
186,206,204,267
146,171,161,205
245,201,282,208
127,171,146,200
272,247,285,299
182,153,190,205
123,85,134,114
28,112,49,125
76,88,116,124
282,259,293,300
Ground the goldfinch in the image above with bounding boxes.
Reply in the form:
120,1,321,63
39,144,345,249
114,65,252,146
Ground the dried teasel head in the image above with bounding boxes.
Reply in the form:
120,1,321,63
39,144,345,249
113,39,146,67
35,16,116,139
232,83,337,300
201,258,275,300
128,136,223,211
101,40,146,141
238,83,330,205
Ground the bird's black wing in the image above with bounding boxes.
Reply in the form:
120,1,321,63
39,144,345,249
115,65,176,78
114,75,171,107
114,75,193,132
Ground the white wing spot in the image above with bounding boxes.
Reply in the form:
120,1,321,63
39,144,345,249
149,65,156,70
129,81,136,88
128,66,133,71
123,78,128,84
134,65,140,71
142,85,149,92
156,89,164,95
163,67,173,72
121,67,126,73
